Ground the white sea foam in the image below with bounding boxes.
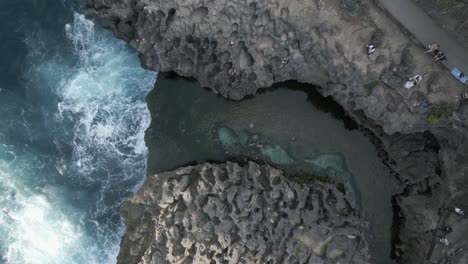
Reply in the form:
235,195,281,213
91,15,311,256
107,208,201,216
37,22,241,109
0,11,155,264
0,146,96,264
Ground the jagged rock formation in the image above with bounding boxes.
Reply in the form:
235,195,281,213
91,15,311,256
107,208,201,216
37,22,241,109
82,0,465,134
119,162,369,264
82,0,468,263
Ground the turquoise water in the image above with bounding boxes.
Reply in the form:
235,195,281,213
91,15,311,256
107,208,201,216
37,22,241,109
1,1,397,263
0,1,155,263
147,76,398,264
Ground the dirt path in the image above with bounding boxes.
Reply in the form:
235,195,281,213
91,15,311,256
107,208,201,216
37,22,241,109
375,0,468,81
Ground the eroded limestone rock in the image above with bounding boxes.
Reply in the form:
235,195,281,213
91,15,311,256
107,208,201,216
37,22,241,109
81,0,468,263
119,162,369,264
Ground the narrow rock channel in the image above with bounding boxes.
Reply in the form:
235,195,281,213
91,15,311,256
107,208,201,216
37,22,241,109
145,74,398,263
82,0,468,263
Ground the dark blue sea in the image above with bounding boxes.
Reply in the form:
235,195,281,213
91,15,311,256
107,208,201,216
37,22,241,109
0,0,156,262
0,1,399,263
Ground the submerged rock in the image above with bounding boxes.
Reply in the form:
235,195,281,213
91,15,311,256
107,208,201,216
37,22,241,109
217,126,240,147
260,144,294,165
304,153,351,183
119,162,369,264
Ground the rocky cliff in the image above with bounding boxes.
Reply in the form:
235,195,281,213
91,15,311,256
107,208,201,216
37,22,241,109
119,162,369,263
82,0,468,263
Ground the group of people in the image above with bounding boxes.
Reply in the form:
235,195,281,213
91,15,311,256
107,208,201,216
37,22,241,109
428,45,468,85
365,42,467,90
227,40,463,90
438,206,465,247
366,44,426,89
404,75,422,89
426,43,446,61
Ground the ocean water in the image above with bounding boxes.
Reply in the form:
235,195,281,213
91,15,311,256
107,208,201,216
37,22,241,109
1,0,398,263
147,76,398,264
0,1,156,263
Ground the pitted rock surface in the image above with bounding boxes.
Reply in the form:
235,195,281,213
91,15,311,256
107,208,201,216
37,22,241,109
82,0,468,263
119,162,369,264
81,0,466,134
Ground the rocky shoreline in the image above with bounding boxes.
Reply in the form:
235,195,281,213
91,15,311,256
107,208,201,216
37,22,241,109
119,162,369,263
82,0,468,263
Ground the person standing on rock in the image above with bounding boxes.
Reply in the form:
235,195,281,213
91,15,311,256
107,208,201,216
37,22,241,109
439,237,450,246
228,67,238,77
434,51,446,61
426,43,440,53
454,207,464,215
413,75,422,83
227,67,239,83
404,75,422,89
405,80,415,89
366,44,376,54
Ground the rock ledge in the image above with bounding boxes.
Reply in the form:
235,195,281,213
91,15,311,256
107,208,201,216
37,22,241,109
119,162,369,264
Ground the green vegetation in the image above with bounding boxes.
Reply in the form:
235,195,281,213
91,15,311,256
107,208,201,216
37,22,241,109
442,0,468,30
427,103,454,123
364,80,381,89
285,170,332,184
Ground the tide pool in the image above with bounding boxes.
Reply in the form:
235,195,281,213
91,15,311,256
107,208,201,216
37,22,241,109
146,75,398,264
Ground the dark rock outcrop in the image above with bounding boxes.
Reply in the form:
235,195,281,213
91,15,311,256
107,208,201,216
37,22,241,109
119,162,369,264
81,0,465,133
81,0,468,263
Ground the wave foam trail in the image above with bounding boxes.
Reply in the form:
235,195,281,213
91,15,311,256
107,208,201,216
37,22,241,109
0,11,156,264
0,145,93,264
56,13,156,262
57,14,155,183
